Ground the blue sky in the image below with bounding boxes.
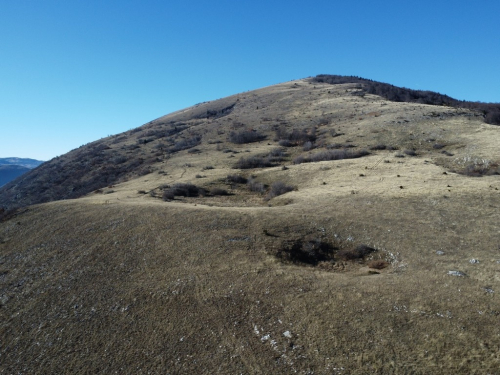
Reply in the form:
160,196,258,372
1,0,499,160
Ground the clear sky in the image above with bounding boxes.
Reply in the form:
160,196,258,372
1,0,499,160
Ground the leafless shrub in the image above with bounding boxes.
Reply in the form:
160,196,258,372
247,178,265,193
162,183,206,200
229,129,266,144
370,144,387,150
459,162,500,177
293,149,369,164
265,181,295,200
268,148,286,162
226,174,248,184
234,156,275,169
303,141,315,151
433,143,446,150
275,127,316,146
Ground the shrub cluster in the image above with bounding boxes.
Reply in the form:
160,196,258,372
229,129,266,144
293,149,369,164
275,127,316,147
210,188,229,196
458,162,500,177
265,181,295,200
234,148,286,169
234,155,275,169
162,183,206,200
247,178,265,193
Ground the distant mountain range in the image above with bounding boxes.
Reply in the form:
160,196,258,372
0,157,44,187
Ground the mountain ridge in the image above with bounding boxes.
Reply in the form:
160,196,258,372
0,75,497,210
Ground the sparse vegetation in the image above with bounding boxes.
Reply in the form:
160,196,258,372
311,74,500,126
168,135,202,153
293,149,369,164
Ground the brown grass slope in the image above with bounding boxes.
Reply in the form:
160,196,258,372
1,77,500,373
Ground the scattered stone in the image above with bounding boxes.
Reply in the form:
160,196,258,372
448,270,466,277
469,259,479,264
484,287,494,294
436,250,445,255
283,331,292,338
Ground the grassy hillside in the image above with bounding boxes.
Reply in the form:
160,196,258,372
1,77,499,373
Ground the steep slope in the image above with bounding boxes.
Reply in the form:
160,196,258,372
1,77,500,373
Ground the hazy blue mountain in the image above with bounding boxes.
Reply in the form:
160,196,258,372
0,157,44,187
0,165,31,186
0,157,44,169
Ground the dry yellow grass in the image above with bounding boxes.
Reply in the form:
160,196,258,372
1,79,500,373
